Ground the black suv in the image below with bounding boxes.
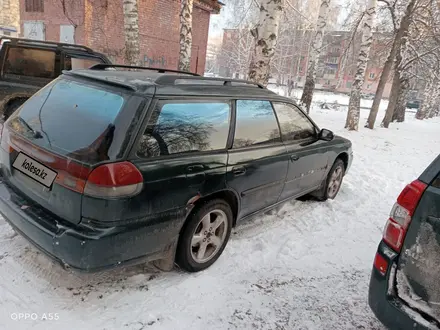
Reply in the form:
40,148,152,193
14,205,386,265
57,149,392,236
0,37,110,119
369,155,440,329
0,65,352,272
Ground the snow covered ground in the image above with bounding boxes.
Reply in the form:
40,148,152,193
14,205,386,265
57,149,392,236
1,95,440,330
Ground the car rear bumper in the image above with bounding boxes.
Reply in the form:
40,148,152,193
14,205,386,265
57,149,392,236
368,241,440,330
0,180,184,272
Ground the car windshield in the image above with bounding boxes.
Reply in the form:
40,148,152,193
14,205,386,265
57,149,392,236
7,78,127,163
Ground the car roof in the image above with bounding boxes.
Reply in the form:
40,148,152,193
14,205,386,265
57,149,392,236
0,37,98,54
64,64,292,102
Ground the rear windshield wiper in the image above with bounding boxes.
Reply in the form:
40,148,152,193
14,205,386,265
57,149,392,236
17,117,43,139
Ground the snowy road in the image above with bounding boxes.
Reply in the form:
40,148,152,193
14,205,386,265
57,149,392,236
0,106,439,330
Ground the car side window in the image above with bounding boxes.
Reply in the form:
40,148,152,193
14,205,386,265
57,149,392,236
137,100,231,158
63,54,104,70
233,100,281,148
3,47,56,79
272,102,316,142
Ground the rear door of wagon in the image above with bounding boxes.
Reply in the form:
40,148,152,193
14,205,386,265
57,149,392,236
396,155,440,322
0,76,139,225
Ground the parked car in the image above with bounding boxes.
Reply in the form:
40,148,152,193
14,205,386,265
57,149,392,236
407,100,421,109
0,37,111,120
0,64,353,273
369,154,440,329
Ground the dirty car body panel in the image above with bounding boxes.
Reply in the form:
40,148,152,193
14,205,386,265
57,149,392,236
369,155,440,329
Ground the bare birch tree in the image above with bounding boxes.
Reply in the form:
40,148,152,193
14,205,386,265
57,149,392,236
365,0,417,129
248,0,283,86
179,0,194,72
123,0,140,66
300,0,331,114
415,75,439,119
345,0,377,130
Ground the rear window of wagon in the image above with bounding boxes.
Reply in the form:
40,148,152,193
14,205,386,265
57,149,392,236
8,78,130,164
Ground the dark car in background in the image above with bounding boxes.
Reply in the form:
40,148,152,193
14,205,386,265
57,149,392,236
369,154,440,329
0,37,110,119
0,65,352,273
407,100,421,110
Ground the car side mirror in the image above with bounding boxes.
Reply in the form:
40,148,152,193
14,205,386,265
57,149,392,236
319,128,334,141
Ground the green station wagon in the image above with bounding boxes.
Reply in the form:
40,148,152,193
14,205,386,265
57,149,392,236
0,65,353,272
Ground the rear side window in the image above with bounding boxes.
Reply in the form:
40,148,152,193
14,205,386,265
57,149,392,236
233,100,281,148
272,102,316,141
3,47,56,78
63,54,104,70
9,78,126,163
137,101,231,158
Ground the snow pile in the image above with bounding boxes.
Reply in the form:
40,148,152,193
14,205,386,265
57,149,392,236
0,99,439,329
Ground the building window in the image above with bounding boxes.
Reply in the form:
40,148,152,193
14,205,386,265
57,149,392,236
346,81,352,88
25,0,44,12
3,31,11,36
325,67,337,75
328,57,338,64
369,72,375,79
366,84,372,90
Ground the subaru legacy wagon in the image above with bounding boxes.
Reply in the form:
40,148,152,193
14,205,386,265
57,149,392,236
0,65,352,272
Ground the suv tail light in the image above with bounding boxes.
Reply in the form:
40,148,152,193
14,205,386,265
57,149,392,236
84,162,143,198
383,180,427,252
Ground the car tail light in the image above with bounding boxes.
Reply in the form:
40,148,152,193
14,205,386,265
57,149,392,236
84,161,143,198
383,180,427,252
373,252,388,276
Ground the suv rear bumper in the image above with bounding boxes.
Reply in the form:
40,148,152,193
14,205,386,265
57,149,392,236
0,180,183,272
369,242,439,330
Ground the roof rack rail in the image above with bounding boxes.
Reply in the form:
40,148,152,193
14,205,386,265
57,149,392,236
154,75,265,89
6,37,94,53
89,64,200,76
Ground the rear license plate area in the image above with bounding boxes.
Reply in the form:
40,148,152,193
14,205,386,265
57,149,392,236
12,152,57,188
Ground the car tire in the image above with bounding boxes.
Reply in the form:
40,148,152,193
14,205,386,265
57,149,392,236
176,199,233,272
313,158,346,201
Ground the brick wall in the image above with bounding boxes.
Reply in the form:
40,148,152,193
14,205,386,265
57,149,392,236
20,0,86,43
20,0,213,74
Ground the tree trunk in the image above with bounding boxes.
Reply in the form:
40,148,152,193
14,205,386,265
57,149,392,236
381,19,411,128
381,71,401,128
123,0,140,66
416,79,434,120
392,75,410,122
345,0,376,131
248,0,283,87
300,0,331,114
425,88,440,119
366,0,416,129
178,0,194,72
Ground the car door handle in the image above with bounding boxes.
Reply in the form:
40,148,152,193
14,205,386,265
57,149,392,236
232,166,246,176
290,155,300,162
186,165,204,173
